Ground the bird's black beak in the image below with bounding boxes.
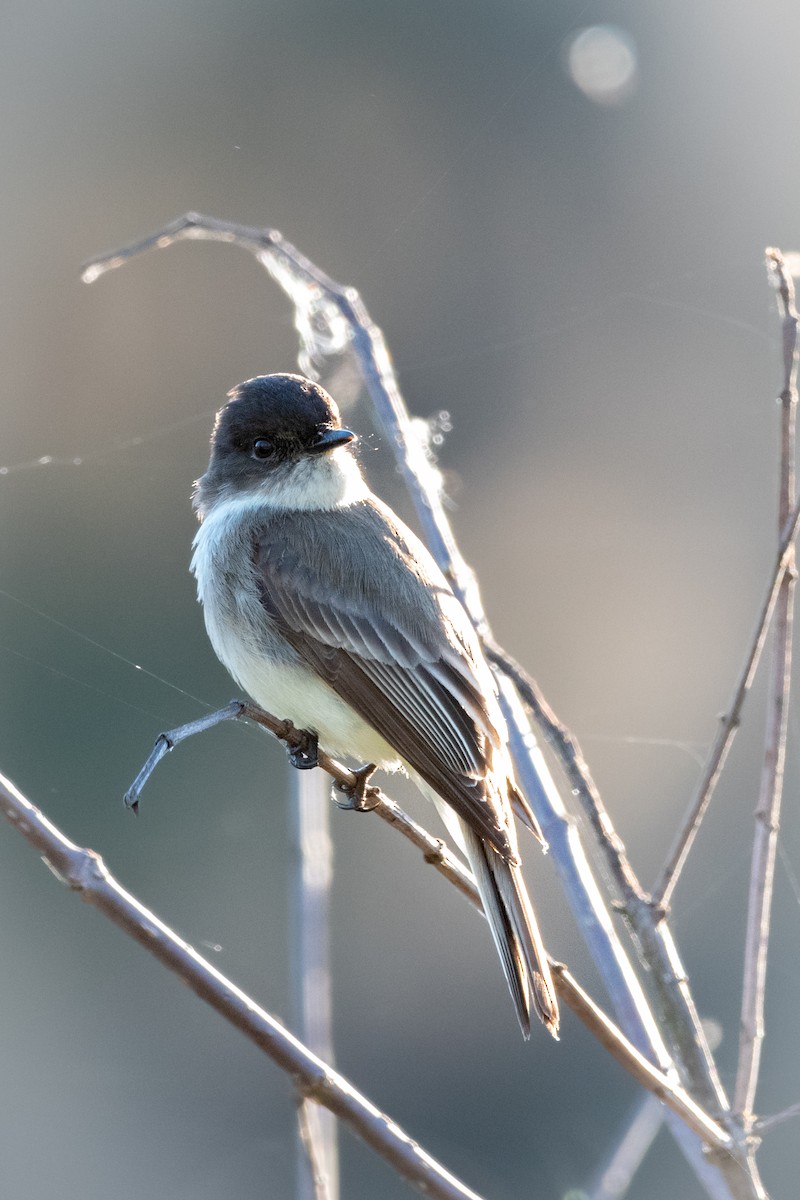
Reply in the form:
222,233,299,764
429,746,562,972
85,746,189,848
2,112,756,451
308,427,357,454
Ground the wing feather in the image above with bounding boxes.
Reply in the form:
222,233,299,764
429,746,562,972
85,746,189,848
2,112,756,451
254,501,516,858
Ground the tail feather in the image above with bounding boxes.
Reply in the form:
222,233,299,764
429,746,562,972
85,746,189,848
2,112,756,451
462,824,560,1039
426,783,559,1037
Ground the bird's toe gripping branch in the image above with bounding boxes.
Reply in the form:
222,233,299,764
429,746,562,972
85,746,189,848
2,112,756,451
334,762,379,811
284,726,320,770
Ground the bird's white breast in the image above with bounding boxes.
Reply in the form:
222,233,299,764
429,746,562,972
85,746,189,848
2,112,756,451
191,478,399,769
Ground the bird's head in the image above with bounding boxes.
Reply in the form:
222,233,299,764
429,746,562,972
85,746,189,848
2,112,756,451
194,373,361,515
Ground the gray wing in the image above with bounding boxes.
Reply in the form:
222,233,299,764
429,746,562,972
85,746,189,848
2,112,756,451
253,499,517,859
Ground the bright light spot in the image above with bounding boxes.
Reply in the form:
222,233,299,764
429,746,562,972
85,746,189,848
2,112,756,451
565,25,637,106
701,1016,723,1051
782,251,800,278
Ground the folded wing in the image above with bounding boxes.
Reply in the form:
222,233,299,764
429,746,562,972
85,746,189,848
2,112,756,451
253,500,517,861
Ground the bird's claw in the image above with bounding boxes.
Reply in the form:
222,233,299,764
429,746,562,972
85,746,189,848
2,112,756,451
334,762,379,811
286,727,319,770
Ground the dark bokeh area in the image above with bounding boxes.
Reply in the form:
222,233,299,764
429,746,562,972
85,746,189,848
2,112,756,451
2,2,800,1197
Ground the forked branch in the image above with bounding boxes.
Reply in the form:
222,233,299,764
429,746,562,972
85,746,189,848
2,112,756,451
0,770,485,1200
121,699,733,1153
733,249,799,1126
82,215,672,1061
0,715,763,1198
82,214,768,1200
653,485,800,910
485,641,732,1125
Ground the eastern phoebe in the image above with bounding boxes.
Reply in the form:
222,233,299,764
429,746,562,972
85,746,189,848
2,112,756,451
191,374,559,1038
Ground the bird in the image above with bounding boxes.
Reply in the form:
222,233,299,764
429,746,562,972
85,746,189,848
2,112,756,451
190,372,559,1038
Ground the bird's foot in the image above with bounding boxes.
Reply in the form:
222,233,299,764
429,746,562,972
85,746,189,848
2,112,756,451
334,762,379,811
283,725,319,770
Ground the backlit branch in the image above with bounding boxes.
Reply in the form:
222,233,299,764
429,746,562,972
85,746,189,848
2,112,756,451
484,640,731,1124
734,249,799,1126
652,485,800,911
82,215,671,1060
121,699,733,1153
0,769,485,1200
82,214,768,1200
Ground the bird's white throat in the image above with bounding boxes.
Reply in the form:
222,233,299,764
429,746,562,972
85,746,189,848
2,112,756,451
196,445,369,522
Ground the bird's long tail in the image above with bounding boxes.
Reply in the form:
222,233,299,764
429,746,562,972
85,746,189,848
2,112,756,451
424,783,559,1038
461,822,559,1039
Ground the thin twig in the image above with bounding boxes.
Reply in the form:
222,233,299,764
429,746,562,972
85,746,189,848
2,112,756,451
486,643,731,1125
120,699,736,1153
586,1094,665,1200
1,749,739,1161
753,1101,800,1135
733,249,799,1127
291,768,338,1200
495,685,763,1200
82,213,667,1053
297,1096,333,1200
0,770,486,1200
83,214,763,1200
652,488,800,910
484,639,645,905
551,964,732,1151
585,1019,724,1200
125,699,483,908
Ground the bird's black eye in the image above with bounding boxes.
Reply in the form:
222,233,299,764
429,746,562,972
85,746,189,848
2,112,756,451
252,438,275,460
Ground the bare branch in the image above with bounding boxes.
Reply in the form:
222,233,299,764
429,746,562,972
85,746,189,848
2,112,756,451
753,1101,800,1135
652,486,800,910
485,643,731,1125
734,248,799,1126
121,700,736,1154
2,732,743,1178
83,213,765,1199
124,700,485,910
82,214,466,588
0,769,487,1200
552,965,732,1152
587,1095,666,1200
297,1096,334,1200
470,241,800,1183
585,1019,725,1200
291,768,338,1200
484,640,645,904
83,212,668,1062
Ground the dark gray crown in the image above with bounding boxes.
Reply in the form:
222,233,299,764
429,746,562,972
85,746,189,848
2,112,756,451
194,374,351,513
216,374,343,451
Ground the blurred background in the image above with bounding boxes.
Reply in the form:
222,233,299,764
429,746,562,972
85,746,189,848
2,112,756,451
2,2,800,1197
